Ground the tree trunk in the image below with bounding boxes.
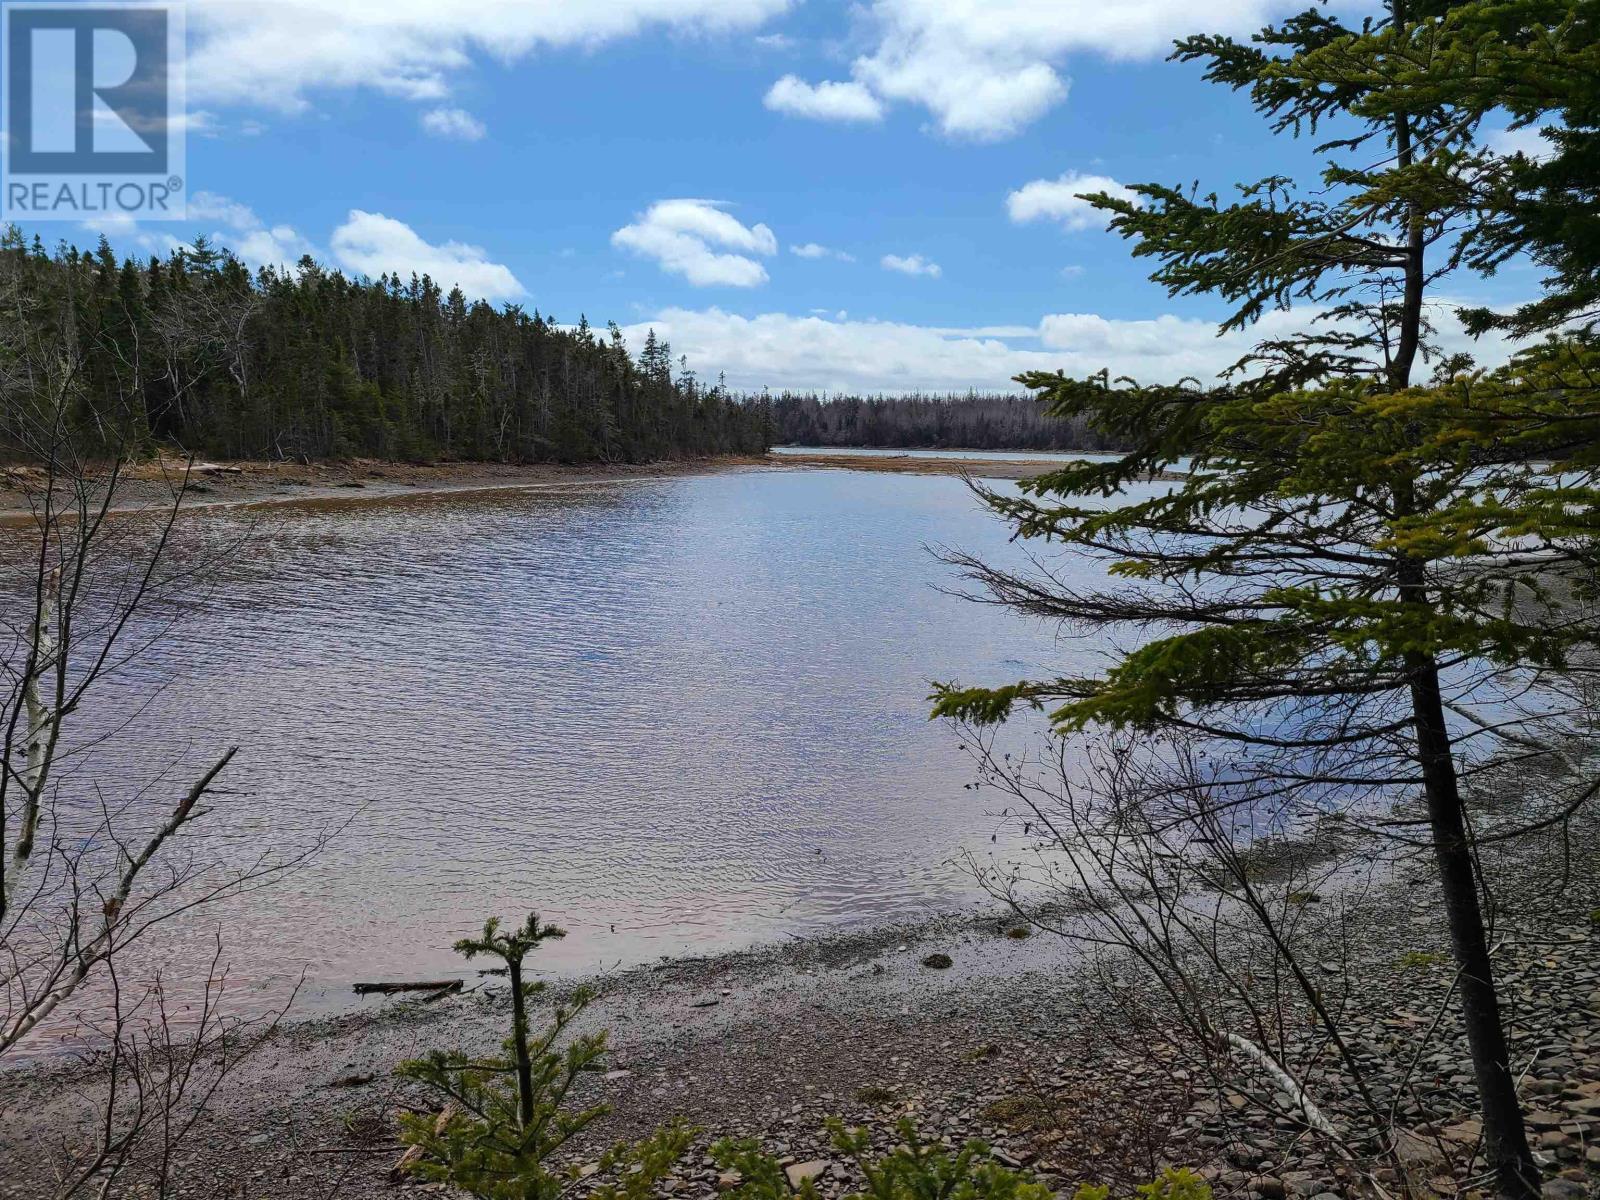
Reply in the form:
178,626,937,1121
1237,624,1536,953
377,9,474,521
507,957,535,1130
1409,658,1540,1199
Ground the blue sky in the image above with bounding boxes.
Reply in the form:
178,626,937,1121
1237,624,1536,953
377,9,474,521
30,0,1542,393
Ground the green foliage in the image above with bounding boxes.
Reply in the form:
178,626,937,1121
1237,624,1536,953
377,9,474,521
713,1119,1209,1200
932,341,1600,734
713,1119,1060,1200
0,228,768,465
396,913,691,1200
926,8,1583,1193
1398,950,1450,969
1266,1,1600,338
1072,1169,1213,1200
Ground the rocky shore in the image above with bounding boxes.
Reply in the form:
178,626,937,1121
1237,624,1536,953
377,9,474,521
768,452,1186,482
5,801,1600,1200
0,455,770,521
0,450,1157,524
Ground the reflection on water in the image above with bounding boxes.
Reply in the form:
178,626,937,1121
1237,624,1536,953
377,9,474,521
9,467,1144,1011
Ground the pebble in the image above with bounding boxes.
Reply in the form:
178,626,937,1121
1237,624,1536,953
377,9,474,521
785,1160,831,1188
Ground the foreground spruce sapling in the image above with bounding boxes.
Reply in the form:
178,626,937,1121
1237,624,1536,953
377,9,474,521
396,913,692,1200
713,1117,1211,1200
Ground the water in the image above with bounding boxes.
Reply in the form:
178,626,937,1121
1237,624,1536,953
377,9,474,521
8,466,1153,1015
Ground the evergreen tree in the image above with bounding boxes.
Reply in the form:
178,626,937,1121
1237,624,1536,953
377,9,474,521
0,237,769,465
933,3,1600,1194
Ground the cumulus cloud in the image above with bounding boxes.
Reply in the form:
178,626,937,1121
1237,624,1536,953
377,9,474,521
421,107,488,141
619,308,1053,392
766,0,1280,140
84,192,320,269
186,192,322,269
185,0,792,111
764,75,884,122
881,253,941,278
330,210,526,301
1007,171,1140,231
615,302,1522,394
791,242,855,262
80,215,185,260
612,199,777,287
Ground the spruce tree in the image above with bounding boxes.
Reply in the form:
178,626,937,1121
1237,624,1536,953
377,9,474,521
934,3,1600,1194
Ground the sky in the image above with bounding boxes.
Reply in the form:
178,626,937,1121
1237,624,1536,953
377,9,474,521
23,0,1549,394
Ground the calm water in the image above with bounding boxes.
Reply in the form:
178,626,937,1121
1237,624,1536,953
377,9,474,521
19,466,1151,1011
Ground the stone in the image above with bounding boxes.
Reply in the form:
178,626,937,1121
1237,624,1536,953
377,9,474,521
922,953,954,970
1541,1180,1587,1200
1249,1176,1287,1199
1393,1131,1446,1171
1526,1110,1567,1129
786,1161,830,1189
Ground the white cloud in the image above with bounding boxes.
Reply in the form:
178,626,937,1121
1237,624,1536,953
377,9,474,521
767,0,1281,140
615,301,1524,394
764,75,884,122
791,242,855,262
612,199,777,287
81,215,185,260
187,192,322,270
881,253,941,278
421,107,488,140
79,193,317,269
1486,124,1556,162
620,308,1056,392
1007,171,1140,231
330,210,525,302
186,0,792,112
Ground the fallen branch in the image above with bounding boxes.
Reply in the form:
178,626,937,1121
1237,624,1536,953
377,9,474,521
1220,1031,1338,1137
390,1103,459,1182
352,980,463,996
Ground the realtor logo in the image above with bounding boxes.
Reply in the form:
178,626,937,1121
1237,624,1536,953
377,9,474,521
2,2,186,220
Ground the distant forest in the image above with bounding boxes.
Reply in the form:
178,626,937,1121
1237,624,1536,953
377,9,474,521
767,391,1129,452
0,231,769,464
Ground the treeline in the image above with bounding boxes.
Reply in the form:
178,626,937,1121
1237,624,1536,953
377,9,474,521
0,229,770,464
766,391,1130,452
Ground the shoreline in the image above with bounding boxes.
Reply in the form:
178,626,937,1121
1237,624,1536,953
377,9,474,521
0,447,1154,523
5,452,1599,1198
770,451,1185,481
0,456,772,523
7,807,1600,1198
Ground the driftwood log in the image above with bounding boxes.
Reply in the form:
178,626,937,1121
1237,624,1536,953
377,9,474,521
352,980,463,996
